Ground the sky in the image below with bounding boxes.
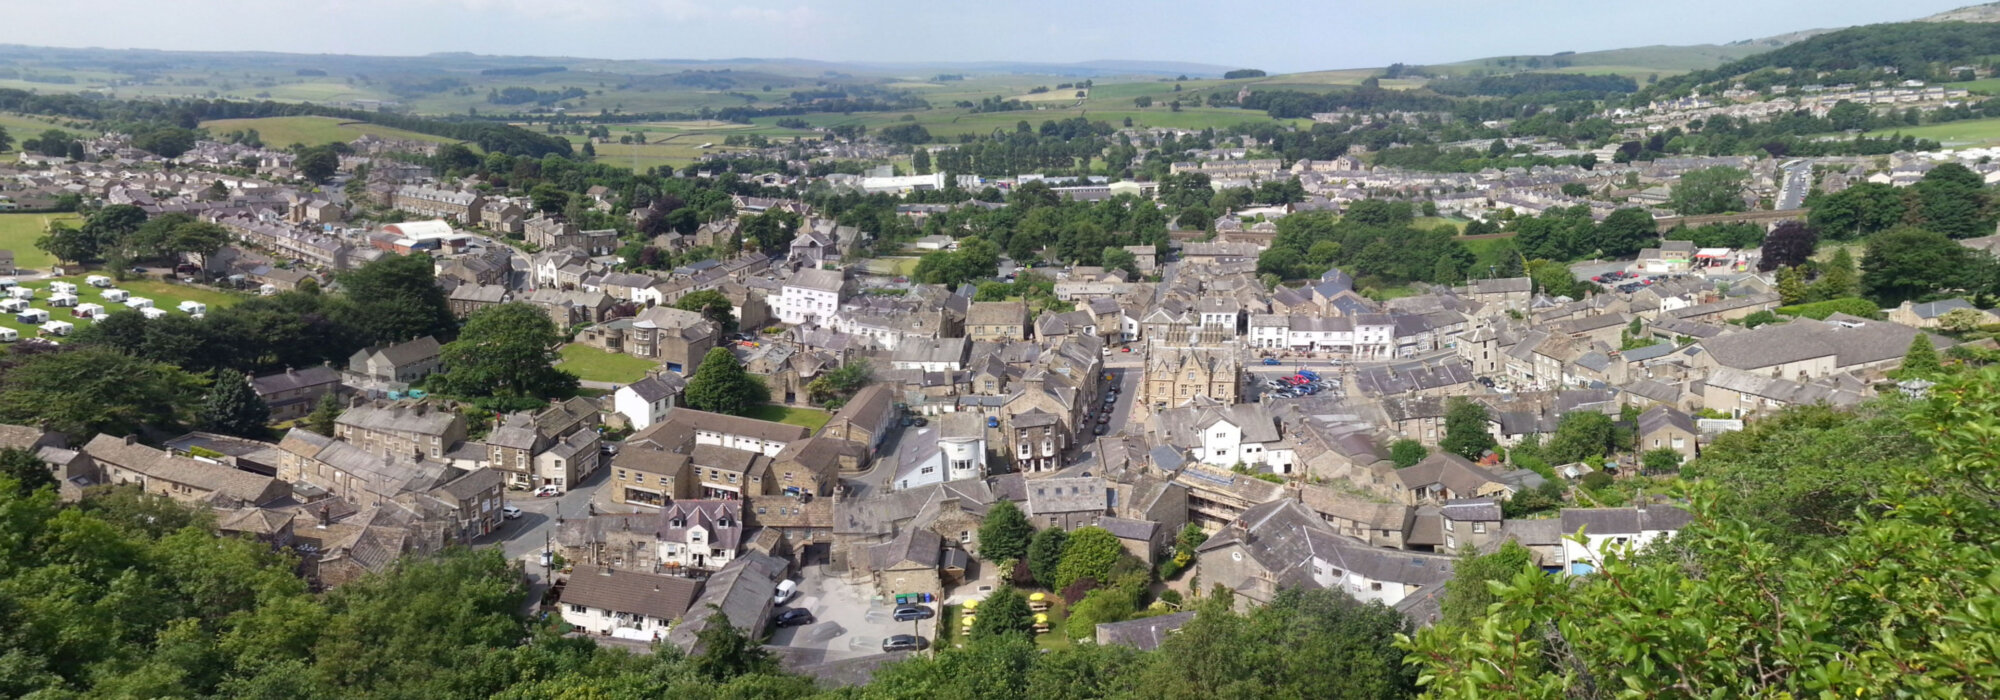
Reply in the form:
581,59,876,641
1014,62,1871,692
1,0,1984,73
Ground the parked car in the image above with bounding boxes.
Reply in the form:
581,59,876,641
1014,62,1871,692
1093,424,1107,435
892,605,935,621
773,608,814,628
502,506,523,520
534,485,561,498
1262,357,1280,365
774,579,798,605
882,635,924,652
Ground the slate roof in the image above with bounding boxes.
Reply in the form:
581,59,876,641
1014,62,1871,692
250,366,340,396
1026,476,1107,515
1560,505,1695,535
562,567,704,621
1095,611,1197,650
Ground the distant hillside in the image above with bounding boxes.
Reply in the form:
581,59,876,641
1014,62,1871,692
1703,21,2000,79
1918,2,2000,23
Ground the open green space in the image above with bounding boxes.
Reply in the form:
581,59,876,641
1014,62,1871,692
0,213,81,270
197,116,461,147
746,403,832,432
555,344,660,384
0,113,93,155
1862,116,2000,147
0,275,244,344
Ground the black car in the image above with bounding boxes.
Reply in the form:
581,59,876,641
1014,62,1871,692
1093,424,1107,435
893,604,935,621
882,634,924,652
773,608,814,628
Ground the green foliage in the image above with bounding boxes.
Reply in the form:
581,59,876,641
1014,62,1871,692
671,289,737,333
1439,541,1535,629
978,500,1034,563
1543,411,1615,466
0,446,54,496
305,392,343,437
0,346,203,436
1064,586,1141,641
911,236,1001,287
1256,209,1471,284
1898,333,1943,380
1808,247,1859,301
691,608,777,680
1861,227,1975,305
1441,397,1497,460
1667,166,1747,216
1683,402,1928,547
334,253,458,347
804,360,871,409
1389,438,1427,468
1641,447,1684,475
1774,295,1881,320
431,303,578,412
1053,526,1121,589
197,369,271,438
1027,527,1068,587
969,587,1036,641
681,347,769,417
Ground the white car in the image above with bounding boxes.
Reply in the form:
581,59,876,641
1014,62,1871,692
773,579,798,605
502,506,523,520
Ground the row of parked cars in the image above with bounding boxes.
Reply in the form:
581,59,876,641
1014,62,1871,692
1264,370,1338,399
770,599,934,653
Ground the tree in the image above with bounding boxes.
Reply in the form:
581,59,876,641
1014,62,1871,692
431,303,578,411
295,147,339,184
1137,588,1416,698
334,253,458,346
1758,221,1818,271
305,391,343,437
1101,247,1139,278
1389,439,1427,468
36,222,103,265
1440,398,1496,460
1862,227,1972,305
1912,162,1994,239
1899,333,1942,379
197,369,270,438
672,289,738,333
1027,527,1068,586
1053,526,1122,589
1808,247,1859,301
530,184,571,214
133,127,198,159
1133,96,1152,108
681,347,768,416
0,125,10,154
911,148,931,174
978,500,1034,563
805,360,870,409
1641,447,1684,475
1439,541,1534,628
580,141,595,159
1939,306,1988,333
691,608,777,680
1596,208,1657,258
0,447,53,496
1543,411,1615,465
1776,265,1809,305
1668,166,1747,216
970,587,1036,640
0,347,201,436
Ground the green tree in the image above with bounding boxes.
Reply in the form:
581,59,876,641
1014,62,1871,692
1668,166,1747,216
1898,333,1942,379
295,147,339,184
1101,247,1139,278
691,608,777,680
530,184,570,214
911,148,931,174
1776,265,1809,305
805,360,871,409
1136,588,1415,699
970,587,1036,640
0,447,54,496
1389,439,1427,468
681,347,768,416
1027,527,1067,586
1682,402,1927,547
334,253,458,346
978,499,1034,564
1642,447,1684,475
431,303,579,411
1912,162,1994,239
671,289,738,333
1440,397,1496,460
1543,411,1615,465
1439,540,1534,629
196,369,271,438
1053,526,1122,589
305,391,343,437
0,347,202,436
1596,207,1658,257
1862,227,1973,305
1808,247,1859,301
36,221,103,265
1064,586,1141,641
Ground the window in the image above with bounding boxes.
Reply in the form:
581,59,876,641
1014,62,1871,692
1446,535,1456,549
569,604,587,614
1472,522,1486,534
1370,582,1382,591
959,531,971,543
1443,519,1454,532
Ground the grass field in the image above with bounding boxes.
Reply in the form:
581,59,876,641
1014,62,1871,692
1862,116,2000,147
0,113,93,156
555,344,660,384
0,275,244,343
197,116,461,147
0,213,81,271
747,404,831,432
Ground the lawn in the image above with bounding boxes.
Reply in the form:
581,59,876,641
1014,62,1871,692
1862,116,2000,147
746,404,832,432
197,116,462,148
0,213,81,271
0,275,244,343
556,344,660,384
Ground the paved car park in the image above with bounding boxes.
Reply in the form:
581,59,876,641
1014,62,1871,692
766,564,938,658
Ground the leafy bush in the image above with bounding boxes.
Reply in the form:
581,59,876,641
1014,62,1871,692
1776,297,1882,320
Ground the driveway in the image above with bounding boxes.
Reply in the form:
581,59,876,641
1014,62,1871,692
479,453,617,563
765,564,937,658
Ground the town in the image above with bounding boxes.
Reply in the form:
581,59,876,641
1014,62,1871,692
1,2,1999,697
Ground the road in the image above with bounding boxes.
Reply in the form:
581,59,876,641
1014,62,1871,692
478,446,619,565
1777,161,1811,211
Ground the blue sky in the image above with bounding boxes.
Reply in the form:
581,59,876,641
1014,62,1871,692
7,0,1982,73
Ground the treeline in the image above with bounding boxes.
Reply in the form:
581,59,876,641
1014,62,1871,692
1428,72,1637,98
1240,87,1458,119
479,65,567,76
1256,205,1476,287
486,85,587,106
0,89,573,158
1708,21,2000,82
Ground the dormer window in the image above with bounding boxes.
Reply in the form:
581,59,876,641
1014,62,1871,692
670,518,685,528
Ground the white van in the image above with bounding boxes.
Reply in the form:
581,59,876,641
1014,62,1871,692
773,579,798,605
102,289,130,302
48,282,76,295
139,307,167,320
85,275,112,288
124,297,153,309
177,301,207,315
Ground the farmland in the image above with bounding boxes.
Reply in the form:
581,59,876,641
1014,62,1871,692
196,116,461,147
1862,116,2000,147
0,213,81,271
